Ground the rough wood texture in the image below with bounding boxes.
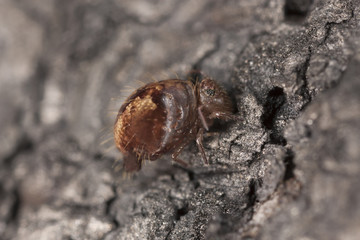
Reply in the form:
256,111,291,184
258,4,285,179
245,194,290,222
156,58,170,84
0,0,359,239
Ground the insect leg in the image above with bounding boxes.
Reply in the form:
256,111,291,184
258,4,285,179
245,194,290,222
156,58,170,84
123,153,142,172
197,106,209,131
208,111,238,121
196,128,209,164
171,142,190,167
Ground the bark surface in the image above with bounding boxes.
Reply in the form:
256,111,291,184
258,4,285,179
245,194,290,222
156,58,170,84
0,0,359,239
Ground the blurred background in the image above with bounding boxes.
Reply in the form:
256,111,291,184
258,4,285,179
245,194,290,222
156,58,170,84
1,0,359,239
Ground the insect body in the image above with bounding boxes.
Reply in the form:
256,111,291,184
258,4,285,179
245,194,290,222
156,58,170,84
114,77,235,172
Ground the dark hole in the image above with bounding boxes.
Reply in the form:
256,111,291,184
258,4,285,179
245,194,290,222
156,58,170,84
175,205,189,220
247,179,257,207
284,0,313,23
187,170,200,189
269,132,287,146
304,125,312,138
261,87,286,130
283,149,296,181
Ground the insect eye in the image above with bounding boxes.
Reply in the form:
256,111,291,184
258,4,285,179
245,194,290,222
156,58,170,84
205,89,215,96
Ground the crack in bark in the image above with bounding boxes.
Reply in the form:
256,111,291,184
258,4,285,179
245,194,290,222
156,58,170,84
283,148,296,181
296,47,312,110
101,183,119,239
322,8,355,45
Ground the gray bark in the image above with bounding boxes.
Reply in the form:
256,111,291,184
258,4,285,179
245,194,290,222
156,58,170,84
0,0,359,239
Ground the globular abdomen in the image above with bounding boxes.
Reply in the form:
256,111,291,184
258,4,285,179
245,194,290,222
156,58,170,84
114,79,197,172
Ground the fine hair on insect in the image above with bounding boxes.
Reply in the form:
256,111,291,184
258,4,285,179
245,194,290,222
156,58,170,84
112,70,237,173
98,71,186,171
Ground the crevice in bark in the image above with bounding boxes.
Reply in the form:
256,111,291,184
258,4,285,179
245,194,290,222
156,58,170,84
104,183,119,230
261,87,286,130
283,149,296,181
296,47,312,110
261,87,287,145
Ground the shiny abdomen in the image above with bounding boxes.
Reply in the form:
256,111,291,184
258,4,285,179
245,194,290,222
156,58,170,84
114,79,198,161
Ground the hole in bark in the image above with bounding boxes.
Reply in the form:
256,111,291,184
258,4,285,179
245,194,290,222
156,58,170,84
261,87,287,145
261,87,286,130
283,149,296,181
247,179,257,207
105,184,119,228
187,170,200,189
175,205,189,220
269,132,287,146
284,0,313,23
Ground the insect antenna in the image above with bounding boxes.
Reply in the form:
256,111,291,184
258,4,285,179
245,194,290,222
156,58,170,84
135,79,147,86
107,111,119,116
170,70,180,79
160,71,170,79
